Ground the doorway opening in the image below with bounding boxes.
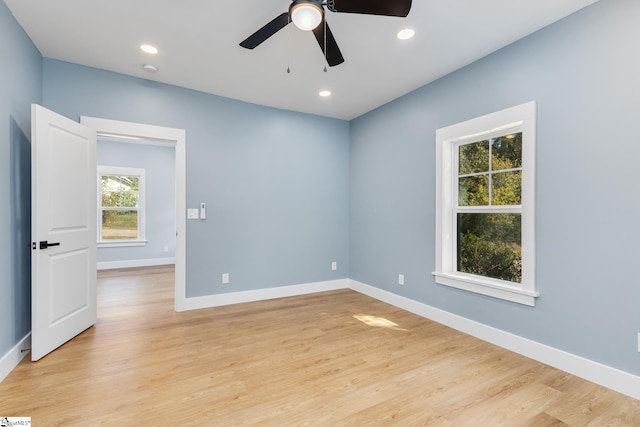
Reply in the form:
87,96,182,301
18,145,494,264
80,117,187,311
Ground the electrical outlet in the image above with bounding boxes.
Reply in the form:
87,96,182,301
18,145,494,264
637,333,640,353
222,273,229,284
331,261,337,271
398,274,405,286
163,246,169,253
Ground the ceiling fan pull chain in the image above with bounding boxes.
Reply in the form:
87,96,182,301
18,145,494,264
323,15,328,71
287,16,292,74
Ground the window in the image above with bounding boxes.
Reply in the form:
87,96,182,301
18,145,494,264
433,102,537,306
98,166,146,246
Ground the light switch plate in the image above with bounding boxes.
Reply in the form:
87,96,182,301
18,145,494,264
187,208,199,219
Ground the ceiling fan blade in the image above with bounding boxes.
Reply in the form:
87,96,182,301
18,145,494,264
327,0,412,17
312,20,344,67
240,12,289,49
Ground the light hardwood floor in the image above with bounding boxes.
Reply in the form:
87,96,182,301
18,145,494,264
1,266,638,426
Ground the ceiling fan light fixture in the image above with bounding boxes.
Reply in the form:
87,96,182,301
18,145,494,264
290,0,323,31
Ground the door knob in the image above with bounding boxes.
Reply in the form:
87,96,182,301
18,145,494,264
39,241,61,250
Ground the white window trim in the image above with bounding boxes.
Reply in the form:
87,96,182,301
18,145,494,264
433,101,538,306
97,165,147,247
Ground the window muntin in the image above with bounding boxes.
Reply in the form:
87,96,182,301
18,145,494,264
98,167,145,245
433,102,537,306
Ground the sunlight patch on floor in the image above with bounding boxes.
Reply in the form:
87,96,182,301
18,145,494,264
353,314,407,331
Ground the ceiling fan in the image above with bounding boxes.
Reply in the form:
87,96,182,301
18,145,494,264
239,0,412,67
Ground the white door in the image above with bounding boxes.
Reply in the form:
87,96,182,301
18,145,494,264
31,104,97,361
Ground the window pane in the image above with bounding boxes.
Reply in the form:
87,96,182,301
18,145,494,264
492,171,522,205
101,176,118,207
101,210,138,240
459,140,489,175
101,176,139,208
459,175,489,206
491,133,522,171
119,176,139,207
457,213,521,283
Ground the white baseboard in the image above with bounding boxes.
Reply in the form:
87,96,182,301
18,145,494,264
0,333,31,383
178,279,349,311
97,257,176,270
348,279,640,401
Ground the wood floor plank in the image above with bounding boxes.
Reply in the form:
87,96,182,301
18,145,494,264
0,265,637,426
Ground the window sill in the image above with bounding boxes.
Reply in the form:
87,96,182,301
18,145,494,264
432,271,539,306
98,240,147,248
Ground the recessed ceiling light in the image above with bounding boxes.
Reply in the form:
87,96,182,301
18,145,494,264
319,90,331,97
397,29,415,40
140,44,158,54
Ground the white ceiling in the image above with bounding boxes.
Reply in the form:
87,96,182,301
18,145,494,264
5,0,599,120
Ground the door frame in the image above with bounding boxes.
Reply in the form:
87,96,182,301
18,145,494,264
80,116,187,311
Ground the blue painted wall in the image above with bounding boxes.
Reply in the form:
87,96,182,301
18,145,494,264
0,1,41,356
97,140,176,264
350,0,640,375
42,60,351,297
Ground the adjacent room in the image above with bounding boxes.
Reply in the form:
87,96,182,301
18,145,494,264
1,0,639,424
